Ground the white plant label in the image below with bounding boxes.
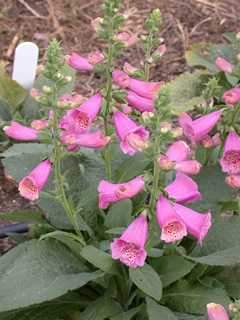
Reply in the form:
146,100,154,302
12,42,39,91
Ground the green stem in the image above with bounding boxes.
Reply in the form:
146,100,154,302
144,32,153,81
104,19,114,181
52,88,85,246
231,101,240,125
149,138,160,213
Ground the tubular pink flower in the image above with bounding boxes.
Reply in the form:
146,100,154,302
174,160,202,175
200,135,214,149
207,303,229,320
222,87,240,105
226,175,240,188
112,69,130,88
166,141,190,162
87,52,104,65
59,94,83,108
215,57,235,73
125,91,154,112
220,129,240,175
174,203,211,245
67,92,102,134
111,211,148,268
18,158,51,200
157,195,187,243
179,110,222,146
114,32,137,47
128,78,165,99
165,172,202,203
75,131,110,148
65,52,94,71
31,119,48,130
112,69,164,99
114,110,149,156
98,176,145,209
3,122,39,141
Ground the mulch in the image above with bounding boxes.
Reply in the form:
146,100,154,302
0,0,239,254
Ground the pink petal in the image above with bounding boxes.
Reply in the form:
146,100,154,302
207,303,229,320
166,141,190,161
125,91,154,112
3,122,39,141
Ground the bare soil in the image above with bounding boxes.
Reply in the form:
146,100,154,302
0,0,239,254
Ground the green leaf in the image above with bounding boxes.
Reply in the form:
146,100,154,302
0,209,47,224
174,312,207,320
129,263,162,300
223,33,238,44
219,200,239,214
189,216,240,266
0,68,26,113
168,71,205,115
0,239,104,312
105,227,126,234
21,96,43,122
2,143,53,159
150,256,195,288
185,43,238,73
162,279,230,315
6,233,33,243
104,199,133,229
215,267,240,299
185,166,235,216
0,292,85,320
110,305,144,320
77,297,122,320
80,245,122,276
147,297,177,320
0,98,12,122
116,152,150,183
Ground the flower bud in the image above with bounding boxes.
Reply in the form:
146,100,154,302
158,155,172,170
236,32,240,41
57,76,72,86
42,86,52,94
114,32,137,47
226,175,240,188
123,62,138,75
91,17,104,31
36,96,52,107
30,88,42,99
170,127,183,138
200,135,213,149
212,133,221,147
31,119,48,130
207,303,229,320
57,99,69,108
87,52,104,65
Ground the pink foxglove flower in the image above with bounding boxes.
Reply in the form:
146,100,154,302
165,172,202,203
87,52,104,65
114,110,149,156
216,57,235,73
112,69,164,99
157,195,211,244
98,176,145,209
125,91,154,112
153,44,166,58
61,130,110,149
67,92,102,134
30,88,42,99
179,110,222,146
157,195,187,243
174,203,211,245
207,303,229,320
59,94,83,108
111,210,148,268
114,102,133,114
226,175,240,188
158,141,202,174
3,122,39,141
31,119,48,130
174,160,201,175
114,32,137,47
65,52,94,71
18,158,51,200
220,129,240,175
222,87,240,105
